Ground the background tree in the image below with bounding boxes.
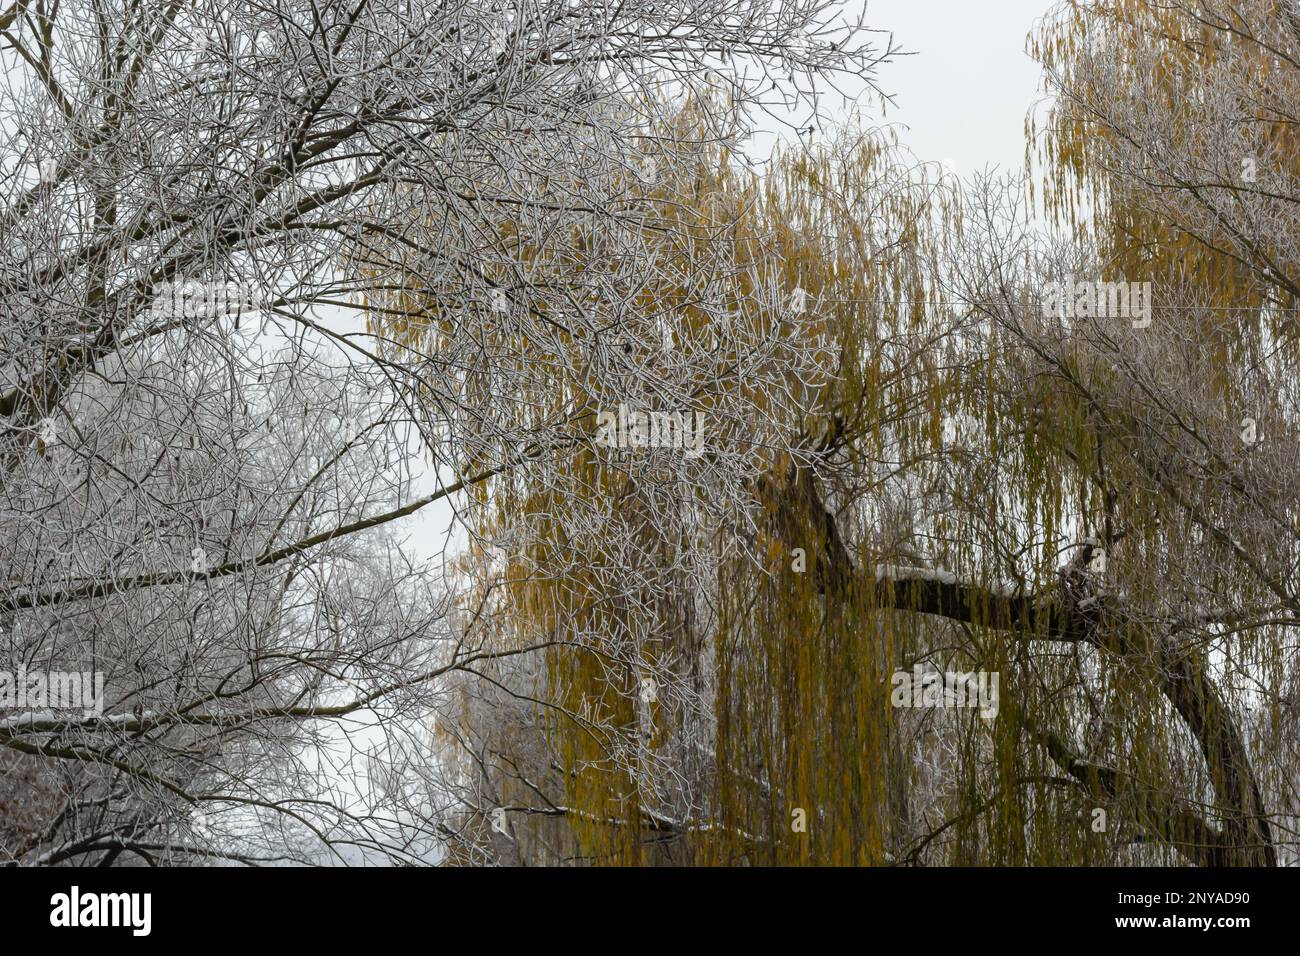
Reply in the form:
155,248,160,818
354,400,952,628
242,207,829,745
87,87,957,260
434,0,1300,866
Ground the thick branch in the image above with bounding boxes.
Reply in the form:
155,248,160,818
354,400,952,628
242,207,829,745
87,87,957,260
766,468,1276,866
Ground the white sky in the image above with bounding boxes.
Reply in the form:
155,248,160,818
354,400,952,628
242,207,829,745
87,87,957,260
862,0,1052,177
755,0,1053,179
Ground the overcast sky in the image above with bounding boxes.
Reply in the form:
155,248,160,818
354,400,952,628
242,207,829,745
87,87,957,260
756,0,1053,179
864,0,1051,176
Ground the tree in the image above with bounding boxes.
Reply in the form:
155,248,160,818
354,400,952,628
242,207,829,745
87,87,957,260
0,0,887,864
434,1,1300,866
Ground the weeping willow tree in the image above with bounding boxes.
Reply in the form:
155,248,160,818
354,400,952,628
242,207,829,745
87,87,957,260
355,90,948,862
412,109,987,865
983,0,1300,865
717,0,1299,867
384,0,1300,865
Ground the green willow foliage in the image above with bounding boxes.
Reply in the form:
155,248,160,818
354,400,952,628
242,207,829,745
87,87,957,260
381,7,1300,859
1017,0,1300,866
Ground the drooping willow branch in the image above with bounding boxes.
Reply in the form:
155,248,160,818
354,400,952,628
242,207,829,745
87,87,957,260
765,466,1278,866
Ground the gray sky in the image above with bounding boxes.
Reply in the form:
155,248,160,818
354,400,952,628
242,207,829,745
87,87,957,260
865,0,1051,177
756,0,1052,179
